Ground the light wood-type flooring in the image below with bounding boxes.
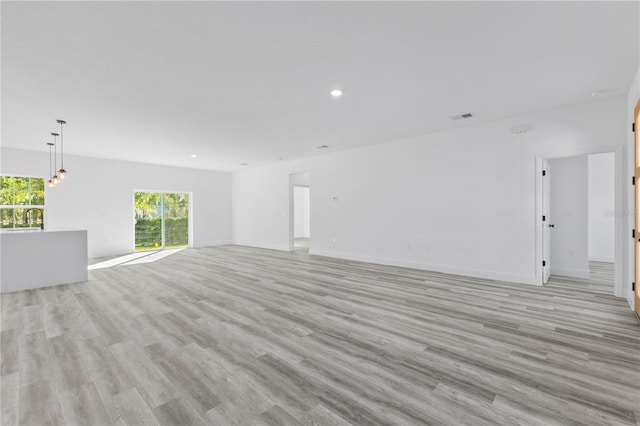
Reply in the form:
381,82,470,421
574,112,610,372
1,246,639,425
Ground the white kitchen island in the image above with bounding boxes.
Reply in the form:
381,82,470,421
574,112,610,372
1,228,88,293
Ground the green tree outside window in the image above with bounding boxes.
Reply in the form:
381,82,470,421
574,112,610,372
0,176,45,228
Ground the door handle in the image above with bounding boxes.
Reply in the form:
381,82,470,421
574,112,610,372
549,224,555,228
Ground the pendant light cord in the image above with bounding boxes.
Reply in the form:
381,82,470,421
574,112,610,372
56,119,67,176
60,121,64,169
53,134,57,174
47,142,54,180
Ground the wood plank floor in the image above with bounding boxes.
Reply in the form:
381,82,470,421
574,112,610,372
1,246,639,425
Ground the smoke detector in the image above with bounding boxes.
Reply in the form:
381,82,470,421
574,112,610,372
449,113,473,121
316,145,330,149
511,124,531,135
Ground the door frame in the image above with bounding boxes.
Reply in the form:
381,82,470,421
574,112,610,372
132,190,193,251
535,148,624,297
633,99,640,316
541,159,551,284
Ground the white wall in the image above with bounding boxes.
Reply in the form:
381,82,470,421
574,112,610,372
293,186,310,239
233,97,626,286
0,148,232,258
588,152,615,263
291,172,310,187
549,155,589,278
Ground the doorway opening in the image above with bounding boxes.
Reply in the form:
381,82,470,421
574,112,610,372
134,191,190,251
588,153,616,291
538,151,617,294
293,186,310,251
289,172,310,252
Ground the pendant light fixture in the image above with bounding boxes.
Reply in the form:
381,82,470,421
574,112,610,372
57,119,67,179
51,133,60,185
44,119,69,187
47,142,55,188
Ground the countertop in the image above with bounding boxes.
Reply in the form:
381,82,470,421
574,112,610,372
0,227,86,235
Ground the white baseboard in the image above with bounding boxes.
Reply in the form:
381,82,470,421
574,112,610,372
309,248,540,286
588,256,615,263
196,241,233,248
89,249,134,260
550,267,590,279
233,241,291,252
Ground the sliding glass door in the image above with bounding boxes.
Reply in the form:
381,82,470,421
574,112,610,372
162,193,189,248
134,191,189,251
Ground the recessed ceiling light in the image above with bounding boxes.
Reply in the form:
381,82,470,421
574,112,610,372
317,145,330,149
190,154,197,158
240,162,248,166
330,89,342,97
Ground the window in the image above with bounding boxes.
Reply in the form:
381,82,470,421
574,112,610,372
1,176,45,229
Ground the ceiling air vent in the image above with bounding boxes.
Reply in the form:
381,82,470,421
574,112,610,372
449,113,474,121
511,124,531,135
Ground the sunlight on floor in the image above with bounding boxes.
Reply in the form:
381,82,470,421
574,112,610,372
88,248,185,270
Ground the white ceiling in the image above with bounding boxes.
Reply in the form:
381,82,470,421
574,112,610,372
2,1,638,172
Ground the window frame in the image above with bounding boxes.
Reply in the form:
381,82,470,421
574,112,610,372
1,174,47,229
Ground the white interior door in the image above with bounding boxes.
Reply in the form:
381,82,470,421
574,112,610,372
542,160,551,284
